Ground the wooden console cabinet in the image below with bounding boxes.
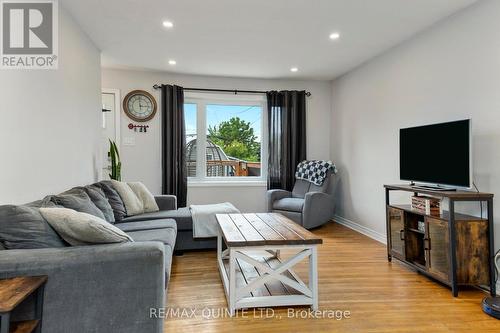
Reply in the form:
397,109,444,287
384,184,495,297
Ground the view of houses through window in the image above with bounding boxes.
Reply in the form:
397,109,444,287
184,99,263,180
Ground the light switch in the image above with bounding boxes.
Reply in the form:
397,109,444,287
123,137,136,146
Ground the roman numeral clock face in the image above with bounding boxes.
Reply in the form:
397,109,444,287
123,90,157,122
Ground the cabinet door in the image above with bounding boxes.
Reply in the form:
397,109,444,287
426,217,449,282
388,208,405,259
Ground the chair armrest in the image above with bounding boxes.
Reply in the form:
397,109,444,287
266,189,291,212
303,192,335,229
0,242,165,333
155,195,177,211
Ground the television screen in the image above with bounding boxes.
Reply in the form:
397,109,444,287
399,119,470,188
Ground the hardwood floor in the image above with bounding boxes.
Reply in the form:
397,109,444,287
165,222,499,332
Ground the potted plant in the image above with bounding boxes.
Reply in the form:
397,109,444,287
108,139,121,181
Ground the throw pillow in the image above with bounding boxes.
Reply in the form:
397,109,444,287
50,189,106,220
127,182,159,213
39,207,133,246
0,200,66,249
83,185,115,223
95,181,127,222
110,180,144,216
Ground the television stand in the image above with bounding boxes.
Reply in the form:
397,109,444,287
384,184,495,297
410,184,457,192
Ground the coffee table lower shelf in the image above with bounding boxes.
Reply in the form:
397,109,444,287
217,246,318,315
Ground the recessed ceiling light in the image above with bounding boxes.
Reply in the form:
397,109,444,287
163,21,174,28
290,67,298,72
329,32,340,40
168,60,176,65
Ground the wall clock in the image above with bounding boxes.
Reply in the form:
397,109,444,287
123,90,157,122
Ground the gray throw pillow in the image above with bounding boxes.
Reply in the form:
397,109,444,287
0,200,66,249
96,181,127,222
50,189,106,220
82,185,115,223
39,207,133,246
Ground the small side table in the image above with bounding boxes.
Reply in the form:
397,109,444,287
0,276,47,333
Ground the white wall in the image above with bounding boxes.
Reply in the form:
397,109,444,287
331,0,500,248
0,7,101,204
102,68,332,212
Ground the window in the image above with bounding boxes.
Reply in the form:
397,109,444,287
184,93,266,182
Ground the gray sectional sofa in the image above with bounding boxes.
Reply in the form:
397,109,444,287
0,190,179,333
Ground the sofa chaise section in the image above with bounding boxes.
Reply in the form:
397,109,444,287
121,196,217,252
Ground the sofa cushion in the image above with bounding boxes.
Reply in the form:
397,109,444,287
115,219,177,233
95,181,127,222
0,201,66,249
40,208,133,246
124,226,176,251
120,207,192,231
111,180,144,216
273,197,305,212
117,218,176,278
127,182,159,213
50,190,106,220
83,185,115,223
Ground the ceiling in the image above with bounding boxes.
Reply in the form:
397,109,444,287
61,0,477,80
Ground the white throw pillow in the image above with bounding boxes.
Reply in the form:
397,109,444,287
110,180,144,216
127,182,159,213
39,207,133,246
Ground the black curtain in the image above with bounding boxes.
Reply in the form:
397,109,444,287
161,85,187,207
266,90,307,191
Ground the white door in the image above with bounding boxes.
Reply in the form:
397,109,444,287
101,89,120,180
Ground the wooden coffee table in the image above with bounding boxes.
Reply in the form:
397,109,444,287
216,213,322,316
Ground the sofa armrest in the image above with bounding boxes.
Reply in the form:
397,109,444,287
266,189,291,212
0,242,165,333
155,195,177,211
303,192,335,229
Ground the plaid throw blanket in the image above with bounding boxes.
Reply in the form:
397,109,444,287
295,160,337,186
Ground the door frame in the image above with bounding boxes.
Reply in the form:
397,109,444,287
102,88,121,148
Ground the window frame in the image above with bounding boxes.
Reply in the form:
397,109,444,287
185,92,267,185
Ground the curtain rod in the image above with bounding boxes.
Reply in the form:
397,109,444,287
152,84,311,97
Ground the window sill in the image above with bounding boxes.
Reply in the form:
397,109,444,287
188,180,267,188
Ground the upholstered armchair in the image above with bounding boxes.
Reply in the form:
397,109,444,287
266,170,336,229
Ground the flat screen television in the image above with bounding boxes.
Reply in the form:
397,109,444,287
399,119,471,188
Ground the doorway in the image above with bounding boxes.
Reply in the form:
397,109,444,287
101,89,121,179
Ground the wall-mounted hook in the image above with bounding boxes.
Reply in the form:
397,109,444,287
128,123,149,133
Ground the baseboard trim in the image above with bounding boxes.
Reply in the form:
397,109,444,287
333,215,387,245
